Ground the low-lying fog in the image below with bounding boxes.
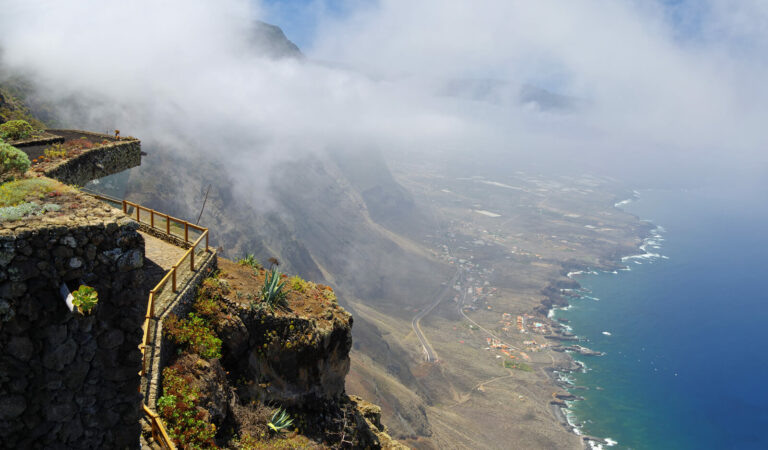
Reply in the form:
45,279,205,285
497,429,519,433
1,0,766,191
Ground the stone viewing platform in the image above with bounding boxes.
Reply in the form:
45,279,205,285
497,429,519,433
12,129,141,187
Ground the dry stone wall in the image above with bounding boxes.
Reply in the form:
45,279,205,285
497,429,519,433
0,215,147,449
44,136,141,187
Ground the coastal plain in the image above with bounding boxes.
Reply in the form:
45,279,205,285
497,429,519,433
345,161,651,449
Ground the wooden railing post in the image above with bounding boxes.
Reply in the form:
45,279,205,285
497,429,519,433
205,231,209,252
190,248,195,271
122,201,127,213
166,215,170,235
184,223,189,243
137,206,140,222
150,210,154,228
172,267,177,292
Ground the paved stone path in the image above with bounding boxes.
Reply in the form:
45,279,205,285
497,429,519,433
139,231,188,309
137,229,215,415
141,231,186,271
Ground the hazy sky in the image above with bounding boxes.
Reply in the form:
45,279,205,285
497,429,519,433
1,0,766,189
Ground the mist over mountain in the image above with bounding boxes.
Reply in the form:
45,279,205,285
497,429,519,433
249,20,304,59
441,78,581,112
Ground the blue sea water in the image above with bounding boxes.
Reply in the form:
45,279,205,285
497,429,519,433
555,180,768,449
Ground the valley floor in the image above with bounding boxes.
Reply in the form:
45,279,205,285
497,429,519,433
345,164,648,449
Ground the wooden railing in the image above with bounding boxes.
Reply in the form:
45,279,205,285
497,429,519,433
143,404,175,449
84,190,215,450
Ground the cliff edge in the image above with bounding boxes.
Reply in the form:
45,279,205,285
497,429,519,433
149,257,406,449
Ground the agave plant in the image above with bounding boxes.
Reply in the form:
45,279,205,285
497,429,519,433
268,408,293,434
261,267,288,310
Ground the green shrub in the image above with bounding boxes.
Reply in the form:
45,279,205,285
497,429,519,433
0,202,38,222
44,147,67,159
238,253,262,270
0,202,60,222
0,120,35,140
164,312,222,359
289,275,307,293
261,268,288,310
0,141,30,177
0,178,59,207
157,367,218,448
72,285,98,314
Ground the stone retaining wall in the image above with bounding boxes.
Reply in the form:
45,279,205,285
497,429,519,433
44,138,141,187
9,132,65,148
0,217,147,448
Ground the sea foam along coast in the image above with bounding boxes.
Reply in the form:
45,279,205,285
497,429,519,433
545,193,666,449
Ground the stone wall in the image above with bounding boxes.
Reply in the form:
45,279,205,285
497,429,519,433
44,135,141,187
0,216,147,448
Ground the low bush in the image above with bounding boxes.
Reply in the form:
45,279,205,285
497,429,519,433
289,275,308,293
44,147,67,159
0,201,60,222
238,253,262,270
0,202,39,222
157,367,218,449
164,312,222,359
0,178,61,207
194,295,227,327
0,119,34,140
0,141,30,178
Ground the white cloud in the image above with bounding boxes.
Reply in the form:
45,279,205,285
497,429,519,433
0,0,766,191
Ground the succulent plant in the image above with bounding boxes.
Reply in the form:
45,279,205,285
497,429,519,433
268,408,293,434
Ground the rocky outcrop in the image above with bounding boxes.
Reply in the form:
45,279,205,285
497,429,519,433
0,207,146,448
223,296,352,408
153,258,405,448
349,395,409,450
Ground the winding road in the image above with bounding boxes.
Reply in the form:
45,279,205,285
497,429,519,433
411,269,461,362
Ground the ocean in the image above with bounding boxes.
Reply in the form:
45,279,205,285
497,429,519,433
555,180,768,449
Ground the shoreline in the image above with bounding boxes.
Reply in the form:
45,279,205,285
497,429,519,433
539,194,660,449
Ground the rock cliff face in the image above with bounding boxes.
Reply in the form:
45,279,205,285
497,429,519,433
229,299,352,408
0,202,146,448
157,258,403,448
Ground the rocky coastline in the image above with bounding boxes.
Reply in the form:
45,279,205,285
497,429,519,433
538,216,656,448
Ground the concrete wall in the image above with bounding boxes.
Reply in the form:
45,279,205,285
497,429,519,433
0,217,147,448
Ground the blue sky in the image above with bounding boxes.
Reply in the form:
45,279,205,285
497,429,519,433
260,0,708,52
259,0,360,49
